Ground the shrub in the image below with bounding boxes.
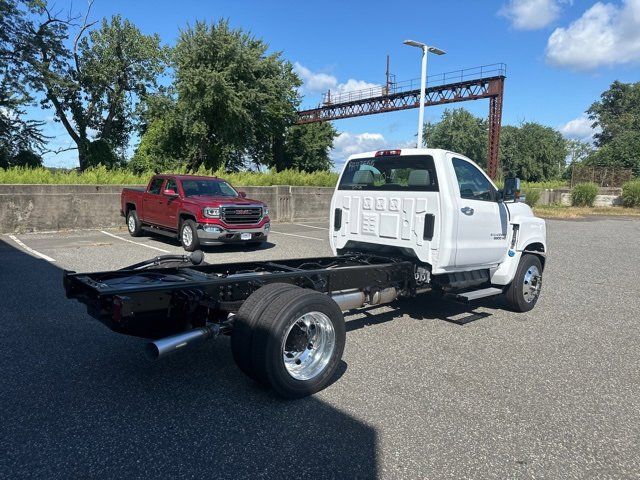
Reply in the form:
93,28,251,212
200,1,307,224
522,186,540,207
571,182,599,207
621,180,640,207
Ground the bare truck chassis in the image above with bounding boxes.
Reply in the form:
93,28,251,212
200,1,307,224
64,252,433,398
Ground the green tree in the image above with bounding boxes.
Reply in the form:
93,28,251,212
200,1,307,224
23,4,167,169
585,130,640,176
171,20,300,171
129,114,185,173
586,81,640,175
499,122,567,181
564,139,594,180
1,0,46,157
278,122,337,172
423,108,488,166
11,149,43,167
588,80,640,147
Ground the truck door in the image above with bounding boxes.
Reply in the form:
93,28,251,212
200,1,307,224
450,156,509,267
156,178,180,229
142,177,165,225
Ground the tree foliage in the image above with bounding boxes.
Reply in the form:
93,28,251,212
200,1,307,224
278,122,337,172
1,0,47,157
21,3,167,169
134,20,336,173
588,80,640,147
586,81,640,175
499,122,567,181
170,20,301,171
424,108,488,166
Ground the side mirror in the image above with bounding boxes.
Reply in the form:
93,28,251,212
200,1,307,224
164,189,178,197
238,191,247,198
502,177,521,202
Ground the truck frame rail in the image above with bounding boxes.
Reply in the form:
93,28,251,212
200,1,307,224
64,253,417,339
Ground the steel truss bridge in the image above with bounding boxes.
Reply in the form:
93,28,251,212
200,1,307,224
296,63,506,179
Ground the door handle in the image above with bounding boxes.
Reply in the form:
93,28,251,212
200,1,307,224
461,207,474,216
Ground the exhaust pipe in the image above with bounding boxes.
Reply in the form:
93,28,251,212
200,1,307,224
331,287,398,311
332,290,366,311
145,325,218,360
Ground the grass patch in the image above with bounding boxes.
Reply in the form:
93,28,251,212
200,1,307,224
534,205,640,219
0,166,340,187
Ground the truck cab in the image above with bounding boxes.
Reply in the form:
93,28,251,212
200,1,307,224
330,148,546,307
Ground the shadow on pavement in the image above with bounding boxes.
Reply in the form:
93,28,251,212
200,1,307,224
138,229,277,253
346,293,499,332
0,238,376,479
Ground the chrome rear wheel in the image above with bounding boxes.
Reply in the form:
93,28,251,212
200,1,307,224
282,311,336,381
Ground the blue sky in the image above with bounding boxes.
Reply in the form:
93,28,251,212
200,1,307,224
35,0,640,169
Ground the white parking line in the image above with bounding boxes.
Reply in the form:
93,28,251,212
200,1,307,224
294,223,329,230
8,235,56,262
270,230,325,242
100,230,171,253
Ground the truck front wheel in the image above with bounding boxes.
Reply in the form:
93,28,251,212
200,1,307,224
180,219,200,252
504,253,543,312
248,289,346,398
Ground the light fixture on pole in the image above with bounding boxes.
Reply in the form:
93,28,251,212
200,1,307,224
403,39,446,148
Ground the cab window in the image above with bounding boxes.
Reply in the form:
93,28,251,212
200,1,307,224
451,158,496,201
165,178,178,194
338,155,438,192
148,178,164,195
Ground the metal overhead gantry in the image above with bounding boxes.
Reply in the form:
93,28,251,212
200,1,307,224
296,63,506,179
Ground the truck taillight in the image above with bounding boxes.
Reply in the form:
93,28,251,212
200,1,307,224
375,149,401,157
334,208,342,231
112,295,131,323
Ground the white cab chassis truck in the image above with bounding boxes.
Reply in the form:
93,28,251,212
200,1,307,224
330,148,546,309
64,148,546,399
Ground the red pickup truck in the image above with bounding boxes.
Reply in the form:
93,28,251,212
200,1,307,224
121,174,270,251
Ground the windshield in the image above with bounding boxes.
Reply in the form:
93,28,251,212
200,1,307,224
181,179,238,197
338,155,438,192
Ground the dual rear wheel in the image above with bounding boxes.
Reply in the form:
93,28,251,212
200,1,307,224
231,283,346,398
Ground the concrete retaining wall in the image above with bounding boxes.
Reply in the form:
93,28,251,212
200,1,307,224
0,184,334,233
535,187,622,207
0,184,625,234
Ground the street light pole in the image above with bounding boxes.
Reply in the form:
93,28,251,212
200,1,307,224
403,40,446,148
417,46,427,148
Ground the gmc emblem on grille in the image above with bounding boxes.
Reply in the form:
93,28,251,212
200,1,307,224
232,209,252,215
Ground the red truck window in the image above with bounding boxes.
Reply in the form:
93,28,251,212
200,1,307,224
148,178,164,195
165,178,178,193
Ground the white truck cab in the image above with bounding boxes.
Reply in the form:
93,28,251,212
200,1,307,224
330,148,546,311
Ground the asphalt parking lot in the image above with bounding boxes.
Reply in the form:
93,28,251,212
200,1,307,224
1,218,639,479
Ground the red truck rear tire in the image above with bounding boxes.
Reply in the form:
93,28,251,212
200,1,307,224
126,210,142,237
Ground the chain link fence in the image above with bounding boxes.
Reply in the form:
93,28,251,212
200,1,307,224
571,165,633,187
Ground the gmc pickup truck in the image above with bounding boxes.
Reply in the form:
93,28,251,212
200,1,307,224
121,174,270,251
66,148,546,398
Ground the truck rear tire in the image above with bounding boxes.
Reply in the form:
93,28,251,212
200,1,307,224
504,253,543,312
126,210,142,237
231,283,302,380
180,219,200,252
250,289,346,398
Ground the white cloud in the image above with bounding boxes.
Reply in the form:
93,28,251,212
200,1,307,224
294,62,381,98
546,0,640,69
335,79,382,95
499,0,563,30
559,113,601,141
293,62,337,94
330,132,415,171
